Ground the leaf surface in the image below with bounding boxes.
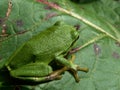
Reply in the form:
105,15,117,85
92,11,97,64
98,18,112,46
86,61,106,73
0,0,120,90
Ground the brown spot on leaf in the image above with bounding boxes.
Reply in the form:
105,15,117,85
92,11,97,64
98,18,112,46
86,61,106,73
44,5,52,10
0,18,4,25
16,30,27,35
115,42,120,47
37,0,60,10
45,13,58,20
93,43,101,56
16,20,23,27
112,52,120,59
0,30,8,37
2,24,7,31
44,1,59,10
0,24,8,37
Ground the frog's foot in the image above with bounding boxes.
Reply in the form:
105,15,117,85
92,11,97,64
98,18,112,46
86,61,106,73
68,55,89,82
46,55,88,82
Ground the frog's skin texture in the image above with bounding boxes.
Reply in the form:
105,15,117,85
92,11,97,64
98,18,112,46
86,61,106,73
5,22,88,83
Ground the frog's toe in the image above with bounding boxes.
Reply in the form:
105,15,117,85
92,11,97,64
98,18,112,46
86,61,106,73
77,66,89,72
68,68,80,82
68,65,88,82
68,55,89,82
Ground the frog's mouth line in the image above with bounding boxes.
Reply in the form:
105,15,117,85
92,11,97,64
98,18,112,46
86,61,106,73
63,35,79,58
70,35,79,48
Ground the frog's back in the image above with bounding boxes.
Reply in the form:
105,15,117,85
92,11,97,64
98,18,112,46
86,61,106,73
26,22,78,63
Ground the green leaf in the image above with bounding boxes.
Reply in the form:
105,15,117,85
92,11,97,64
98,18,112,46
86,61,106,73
0,0,120,90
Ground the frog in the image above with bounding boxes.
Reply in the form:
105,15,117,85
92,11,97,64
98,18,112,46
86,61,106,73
5,21,88,83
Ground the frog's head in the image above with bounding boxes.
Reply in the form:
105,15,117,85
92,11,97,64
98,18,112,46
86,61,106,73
54,21,79,46
55,21,79,39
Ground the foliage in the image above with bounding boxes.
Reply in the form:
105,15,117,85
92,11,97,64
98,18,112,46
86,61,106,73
0,0,120,90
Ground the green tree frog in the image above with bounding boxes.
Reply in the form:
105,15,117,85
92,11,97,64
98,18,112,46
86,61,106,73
5,22,88,83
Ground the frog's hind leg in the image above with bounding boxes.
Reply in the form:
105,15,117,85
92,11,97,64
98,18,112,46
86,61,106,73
10,62,68,83
9,63,55,82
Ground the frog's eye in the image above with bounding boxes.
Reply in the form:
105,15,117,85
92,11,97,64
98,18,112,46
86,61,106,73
74,24,80,31
71,30,79,40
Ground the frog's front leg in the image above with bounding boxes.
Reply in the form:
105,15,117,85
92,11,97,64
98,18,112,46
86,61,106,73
55,54,88,82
